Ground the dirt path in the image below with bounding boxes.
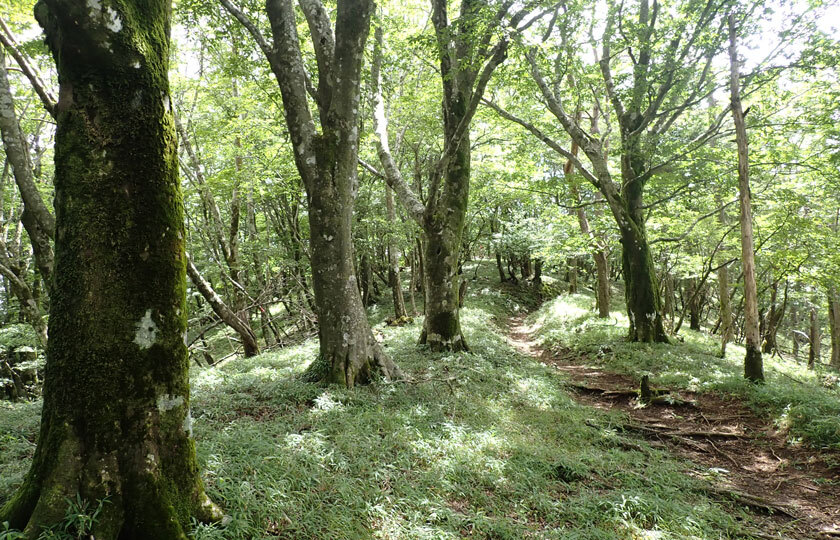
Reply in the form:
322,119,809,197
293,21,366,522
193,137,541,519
507,313,840,540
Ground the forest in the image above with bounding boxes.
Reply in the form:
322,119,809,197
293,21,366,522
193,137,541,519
0,0,839,537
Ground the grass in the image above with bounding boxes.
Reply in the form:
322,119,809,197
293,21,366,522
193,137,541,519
1,264,778,538
530,289,840,449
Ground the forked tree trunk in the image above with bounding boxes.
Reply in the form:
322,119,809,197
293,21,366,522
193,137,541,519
1,1,221,535
230,0,402,386
729,13,763,381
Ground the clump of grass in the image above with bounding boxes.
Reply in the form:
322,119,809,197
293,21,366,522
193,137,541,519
531,291,840,448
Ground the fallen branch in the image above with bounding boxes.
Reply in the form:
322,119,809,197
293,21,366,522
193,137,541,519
705,486,795,517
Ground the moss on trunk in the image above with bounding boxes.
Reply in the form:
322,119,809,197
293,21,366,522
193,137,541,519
0,1,220,536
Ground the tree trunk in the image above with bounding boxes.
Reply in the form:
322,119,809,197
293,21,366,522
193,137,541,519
809,306,821,370
762,281,787,355
1,2,221,535
729,13,763,382
533,258,543,287
421,174,469,351
828,286,840,369
240,0,401,386
791,306,800,361
619,217,668,342
0,48,54,282
385,186,407,319
594,252,610,317
187,257,260,357
688,279,702,331
568,257,578,293
618,114,667,343
718,263,733,358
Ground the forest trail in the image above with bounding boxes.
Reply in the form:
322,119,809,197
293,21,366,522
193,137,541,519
506,312,840,540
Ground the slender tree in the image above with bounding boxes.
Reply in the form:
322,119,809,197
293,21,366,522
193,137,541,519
729,12,763,382
0,0,221,535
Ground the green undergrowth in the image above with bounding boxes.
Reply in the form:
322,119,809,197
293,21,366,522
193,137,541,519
530,291,840,449
2,265,774,538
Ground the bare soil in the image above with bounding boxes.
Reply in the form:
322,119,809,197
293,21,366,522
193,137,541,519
507,313,840,540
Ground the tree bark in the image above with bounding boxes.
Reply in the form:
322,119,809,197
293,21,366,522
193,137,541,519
762,280,787,355
219,0,401,385
1,1,221,535
385,186,407,319
729,13,763,382
0,48,54,282
187,257,260,357
809,306,821,370
687,278,703,330
718,264,733,358
828,286,840,369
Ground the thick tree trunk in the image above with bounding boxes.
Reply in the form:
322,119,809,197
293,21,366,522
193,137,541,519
619,216,667,342
187,257,260,357
618,115,667,343
533,258,542,287
247,0,400,386
1,2,221,535
420,161,469,351
568,257,578,293
729,14,763,382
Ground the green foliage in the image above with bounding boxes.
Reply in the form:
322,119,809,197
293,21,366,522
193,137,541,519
0,325,40,351
0,496,108,540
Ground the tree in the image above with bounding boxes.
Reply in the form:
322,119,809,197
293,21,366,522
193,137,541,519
0,0,221,535
729,12,763,382
221,0,401,386
370,1,536,351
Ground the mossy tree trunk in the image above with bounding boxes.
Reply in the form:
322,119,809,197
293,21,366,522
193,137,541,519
419,122,471,352
222,0,401,386
0,1,221,536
